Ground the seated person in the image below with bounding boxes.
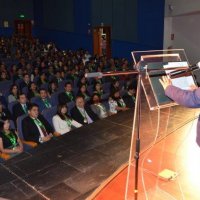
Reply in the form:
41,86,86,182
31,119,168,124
58,82,75,104
77,76,88,88
110,80,120,93
8,84,20,103
27,82,39,100
53,104,82,135
0,117,23,155
48,81,58,95
0,102,11,120
71,95,99,125
77,84,90,102
19,73,31,90
22,103,53,144
37,88,52,112
37,72,48,87
13,93,30,123
90,94,109,119
123,85,136,109
109,90,129,114
93,82,105,97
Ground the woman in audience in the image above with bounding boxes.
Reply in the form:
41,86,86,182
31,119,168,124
0,117,23,154
0,102,11,120
53,104,82,135
0,71,10,81
31,67,39,82
77,76,88,88
27,82,39,100
110,80,120,93
108,90,129,114
48,81,58,95
37,72,48,87
77,84,90,102
90,94,109,119
8,84,20,103
93,82,104,97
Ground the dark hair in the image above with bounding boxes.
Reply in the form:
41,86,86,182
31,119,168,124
27,103,39,111
9,84,20,96
23,73,29,77
127,85,134,91
56,104,71,120
64,81,72,87
75,95,84,101
93,82,101,90
19,92,27,97
39,88,47,93
0,117,10,132
91,93,101,103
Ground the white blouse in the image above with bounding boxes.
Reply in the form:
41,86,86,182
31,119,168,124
108,99,118,114
52,115,82,135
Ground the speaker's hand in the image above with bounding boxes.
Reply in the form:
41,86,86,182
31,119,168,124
159,76,172,90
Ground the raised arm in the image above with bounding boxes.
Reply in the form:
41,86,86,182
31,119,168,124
159,76,200,108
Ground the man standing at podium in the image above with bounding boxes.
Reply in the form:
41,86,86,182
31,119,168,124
159,76,200,147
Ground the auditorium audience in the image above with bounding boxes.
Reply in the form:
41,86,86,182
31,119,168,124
71,96,98,125
53,104,82,135
8,84,20,103
0,117,23,154
0,35,137,158
22,103,53,144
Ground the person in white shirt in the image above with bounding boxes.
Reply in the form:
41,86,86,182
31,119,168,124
53,104,82,135
108,90,129,114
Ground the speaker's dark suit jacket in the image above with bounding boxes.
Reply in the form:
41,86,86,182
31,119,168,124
22,114,53,144
70,106,98,125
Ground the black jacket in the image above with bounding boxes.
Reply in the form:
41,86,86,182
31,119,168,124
70,106,99,125
13,102,30,122
58,92,75,105
22,115,53,143
123,93,135,108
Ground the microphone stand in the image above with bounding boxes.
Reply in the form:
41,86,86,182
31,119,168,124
85,65,191,200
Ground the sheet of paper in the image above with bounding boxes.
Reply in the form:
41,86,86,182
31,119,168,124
163,62,195,90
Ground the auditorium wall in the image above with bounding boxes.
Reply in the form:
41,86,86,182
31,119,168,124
0,0,165,60
0,0,34,36
164,0,200,63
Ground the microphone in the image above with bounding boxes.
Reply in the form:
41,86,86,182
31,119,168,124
85,72,103,78
169,61,200,78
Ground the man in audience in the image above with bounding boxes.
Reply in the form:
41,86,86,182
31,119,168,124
123,85,136,108
22,103,53,144
71,95,98,125
58,82,75,104
13,93,30,123
19,73,31,90
37,88,52,112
